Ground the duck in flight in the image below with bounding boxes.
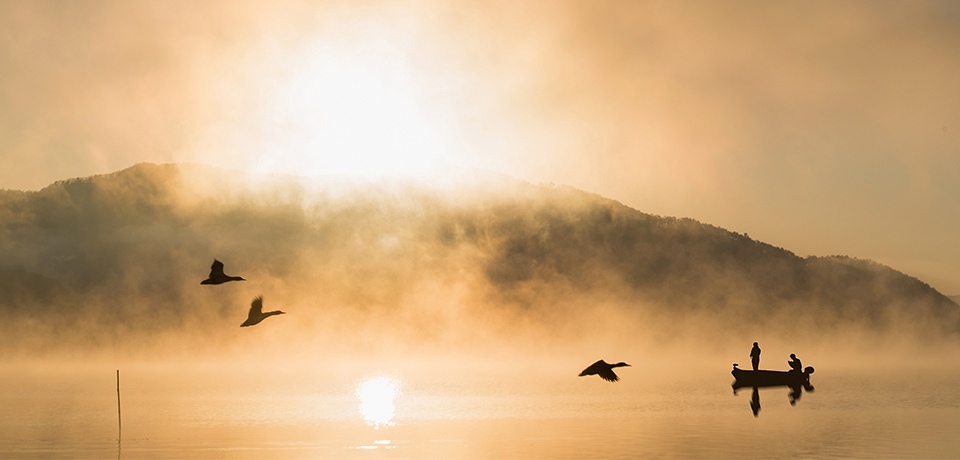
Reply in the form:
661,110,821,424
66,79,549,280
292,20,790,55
579,359,631,382
241,296,285,327
200,259,245,285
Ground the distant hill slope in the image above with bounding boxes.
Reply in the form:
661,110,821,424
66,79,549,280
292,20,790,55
1,163,957,347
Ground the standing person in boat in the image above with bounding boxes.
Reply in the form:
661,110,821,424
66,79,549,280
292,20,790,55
750,342,761,371
788,353,802,373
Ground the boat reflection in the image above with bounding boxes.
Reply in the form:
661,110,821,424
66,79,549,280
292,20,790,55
731,363,815,417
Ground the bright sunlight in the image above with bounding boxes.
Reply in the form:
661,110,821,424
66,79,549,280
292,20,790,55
356,376,401,429
249,34,452,179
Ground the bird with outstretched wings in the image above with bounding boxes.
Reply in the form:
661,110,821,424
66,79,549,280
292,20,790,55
200,259,245,285
240,296,285,327
579,359,631,382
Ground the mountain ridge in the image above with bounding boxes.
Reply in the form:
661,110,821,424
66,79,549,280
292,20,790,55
1,162,956,349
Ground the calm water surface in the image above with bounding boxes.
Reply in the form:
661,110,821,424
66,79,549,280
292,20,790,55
2,364,958,459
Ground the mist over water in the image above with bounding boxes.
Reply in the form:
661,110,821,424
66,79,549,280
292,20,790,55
3,0,959,455
2,163,959,458
3,353,960,459
3,164,957,354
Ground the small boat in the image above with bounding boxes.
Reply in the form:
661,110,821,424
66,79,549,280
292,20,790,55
731,363,815,391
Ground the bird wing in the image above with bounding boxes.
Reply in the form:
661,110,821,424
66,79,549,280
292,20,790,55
209,259,225,278
597,367,620,382
579,360,606,376
249,296,264,316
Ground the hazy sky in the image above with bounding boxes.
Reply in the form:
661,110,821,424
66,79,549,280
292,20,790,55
1,0,958,294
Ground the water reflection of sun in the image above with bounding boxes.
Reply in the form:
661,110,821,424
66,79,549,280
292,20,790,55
356,376,401,429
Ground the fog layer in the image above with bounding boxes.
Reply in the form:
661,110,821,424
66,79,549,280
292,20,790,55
1,164,957,361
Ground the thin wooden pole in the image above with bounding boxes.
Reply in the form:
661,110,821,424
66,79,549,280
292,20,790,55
116,370,122,440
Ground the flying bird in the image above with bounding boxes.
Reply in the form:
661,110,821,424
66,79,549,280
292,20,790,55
200,259,245,285
579,360,631,382
240,296,285,327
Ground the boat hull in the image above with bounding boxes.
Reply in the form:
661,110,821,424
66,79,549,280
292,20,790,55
731,366,814,390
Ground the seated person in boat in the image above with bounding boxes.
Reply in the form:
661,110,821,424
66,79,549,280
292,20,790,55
788,354,802,373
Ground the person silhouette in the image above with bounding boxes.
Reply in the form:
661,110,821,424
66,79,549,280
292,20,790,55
750,342,761,371
788,353,802,373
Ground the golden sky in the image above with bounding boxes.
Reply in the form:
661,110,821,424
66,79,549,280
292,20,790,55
1,0,958,293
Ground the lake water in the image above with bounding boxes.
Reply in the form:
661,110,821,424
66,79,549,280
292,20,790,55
2,361,959,459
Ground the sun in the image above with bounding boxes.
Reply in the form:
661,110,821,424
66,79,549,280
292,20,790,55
248,38,452,180
356,376,401,429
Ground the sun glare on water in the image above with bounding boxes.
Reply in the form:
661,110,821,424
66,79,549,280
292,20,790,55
356,376,401,429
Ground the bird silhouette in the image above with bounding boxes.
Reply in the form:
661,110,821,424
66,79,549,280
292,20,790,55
579,359,631,382
200,259,245,285
240,296,285,327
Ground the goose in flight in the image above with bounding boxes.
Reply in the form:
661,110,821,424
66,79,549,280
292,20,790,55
579,360,631,382
241,296,285,327
200,259,245,285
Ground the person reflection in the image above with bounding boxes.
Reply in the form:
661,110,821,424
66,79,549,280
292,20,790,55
732,348,816,416
750,342,761,371
788,384,802,405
